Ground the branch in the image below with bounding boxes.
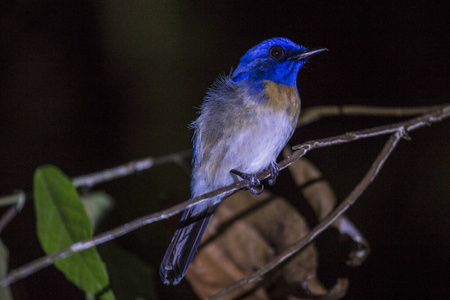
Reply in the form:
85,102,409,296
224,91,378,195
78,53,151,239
207,130,404,300
0,104,449,288
0,191,25,234
72,149,192,188
298,104,447,127
0,149,192,210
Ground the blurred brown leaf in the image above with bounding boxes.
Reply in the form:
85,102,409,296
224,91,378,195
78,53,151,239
186,190,338,299
185,150,371,299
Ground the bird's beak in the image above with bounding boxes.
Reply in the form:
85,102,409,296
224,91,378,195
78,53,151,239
292,48,328,61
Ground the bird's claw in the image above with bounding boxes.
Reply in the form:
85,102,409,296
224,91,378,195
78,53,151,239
247,184,264,195
267,162,279,186
230,169,264,195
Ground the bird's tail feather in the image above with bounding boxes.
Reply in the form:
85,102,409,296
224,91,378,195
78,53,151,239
160,205,216,285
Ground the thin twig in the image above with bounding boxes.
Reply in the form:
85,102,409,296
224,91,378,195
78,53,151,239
0,192,28,208
298,104,447,127
0,150,192,208
207,130,404,300
0,105,449,288
72,149,192,188
0,191,25,234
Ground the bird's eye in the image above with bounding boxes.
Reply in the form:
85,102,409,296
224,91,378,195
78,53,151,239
269,45,285,60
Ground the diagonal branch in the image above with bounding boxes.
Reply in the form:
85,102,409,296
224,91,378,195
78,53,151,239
0,105,448,288
207,130,404,300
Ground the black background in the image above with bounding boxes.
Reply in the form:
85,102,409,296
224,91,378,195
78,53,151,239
1,1,449,299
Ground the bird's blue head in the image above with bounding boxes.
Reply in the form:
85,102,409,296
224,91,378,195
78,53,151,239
232,37,326,90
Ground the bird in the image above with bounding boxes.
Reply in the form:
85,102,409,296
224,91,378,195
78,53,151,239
160,37,326,285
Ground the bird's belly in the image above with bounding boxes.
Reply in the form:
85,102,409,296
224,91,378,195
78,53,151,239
229,112,293,173
194,110,295,195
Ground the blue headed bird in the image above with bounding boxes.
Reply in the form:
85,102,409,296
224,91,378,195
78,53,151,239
160,37,326,285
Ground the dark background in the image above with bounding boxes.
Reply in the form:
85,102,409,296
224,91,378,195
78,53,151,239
1,0,449,299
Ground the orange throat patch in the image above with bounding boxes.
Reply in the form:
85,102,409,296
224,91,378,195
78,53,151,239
263,80,301,121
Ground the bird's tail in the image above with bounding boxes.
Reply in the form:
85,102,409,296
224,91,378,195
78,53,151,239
160,204,216,285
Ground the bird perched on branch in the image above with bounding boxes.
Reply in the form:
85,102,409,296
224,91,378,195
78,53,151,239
160,37,326,285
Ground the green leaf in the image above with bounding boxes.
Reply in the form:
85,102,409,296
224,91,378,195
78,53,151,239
34,165,115,298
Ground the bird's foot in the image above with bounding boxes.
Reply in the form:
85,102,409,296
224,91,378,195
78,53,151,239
230,169,264,195
267,162,279,186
